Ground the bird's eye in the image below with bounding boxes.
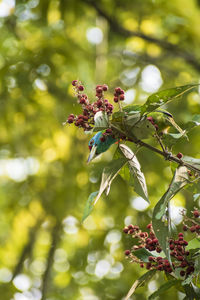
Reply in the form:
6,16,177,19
90,140,94,145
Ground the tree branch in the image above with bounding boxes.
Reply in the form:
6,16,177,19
41,221,61,300
12,217,44,280
82,0,200,72
111,124,200,174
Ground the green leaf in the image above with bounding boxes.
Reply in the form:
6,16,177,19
123,104,141,114
148,279,180,300
162,132,187,148
141,84,198,114
93,111,109,131
183,283,200,299
119,144,149,203
185,114,200,132
125,117,155,140
82,191,99,222
132,248,156,262
186,238,200,251
125,270,156,300
94,157,127,206
182,156,200,170
152,166,189,261
194,193,200,202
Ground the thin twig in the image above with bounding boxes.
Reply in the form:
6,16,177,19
111,124,200,174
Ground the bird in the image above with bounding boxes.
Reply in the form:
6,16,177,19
87,108,185,162
87,131,116,162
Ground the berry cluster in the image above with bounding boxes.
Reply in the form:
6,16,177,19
65,81,123,131
182,209,200,235
113,87,125,103
123,223,195,278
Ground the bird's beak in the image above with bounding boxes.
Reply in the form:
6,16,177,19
87,145,97,163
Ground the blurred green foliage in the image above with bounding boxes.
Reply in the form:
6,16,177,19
0,0,200,299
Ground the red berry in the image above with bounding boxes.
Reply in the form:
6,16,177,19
97,100,103,107
178,233,184,237
114,96,118,103
156,257,163,262
148,256,154,261
80,98,86,104
128,224,134,230
193,210,200,218
156,247,162,253
180,270,185,276
180,261,187,268
106,128,112,134
123,227,129,234
102,84,108,91
83,116,89,121
119,94,125,101
140,263,144,268
195,225,200,231
183,225,188,231
72,80,78,86
146,263,151,269
124,250,130,256
154,124,159,131
169,244,175,250
176,152,183,159
67,117,74,124
100,136,106,142
115,87,121,94
177,256,184,261
78,85,84,91
190,226,196,232
147,224,152,229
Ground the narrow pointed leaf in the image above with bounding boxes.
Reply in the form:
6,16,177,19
148,280,181,300
119,144,149,203
125,270,156,300
141,84,198,114
152,166,189,261
82,191,99,222
94,157,127,205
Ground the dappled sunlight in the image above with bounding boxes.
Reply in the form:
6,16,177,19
0,0,200,299
140,64,163,93
0,157,39,182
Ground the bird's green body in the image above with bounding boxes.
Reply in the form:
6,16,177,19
88,131,116,162
87,106,185,162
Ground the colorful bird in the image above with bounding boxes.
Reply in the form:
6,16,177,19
87,131,116,162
